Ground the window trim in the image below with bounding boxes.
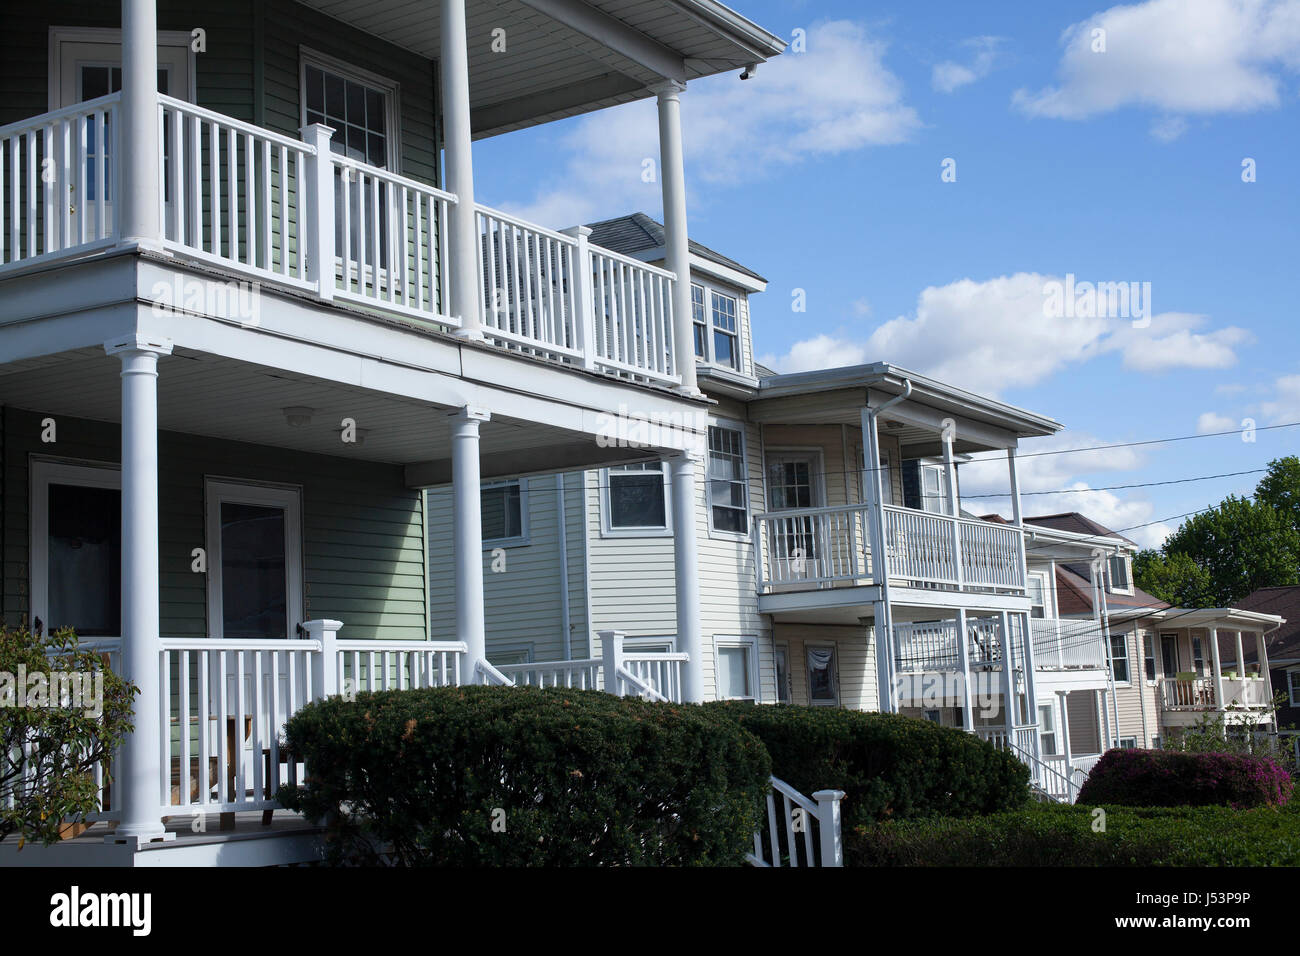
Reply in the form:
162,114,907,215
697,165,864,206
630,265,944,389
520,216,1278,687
48,26,198,111
30,458,123,639
1107,553,1134,595
490,643,534,666
481,478,529,548
1288,668,1300,707
805,642,839,707
763,447,827,512
624,635,677,654
298,46,402,172
774,642,791,704
689,280,744,372
1118,736,1138,749
705,418,750,541
713,634,759,702
600,461,672,537
1027,570,1049,619
1108,632,1131,686
204,478,304,641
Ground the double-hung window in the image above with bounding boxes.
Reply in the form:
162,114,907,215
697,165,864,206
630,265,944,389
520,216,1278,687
1109,634,1130,684
1038,703,1058,756
1027,572,1048,619
690,283,741,370
707,425,748,535
605,462,668,533
1290,670,1300,707
691,285,707,359
807,645,838,706
1108,554,1132,593
715,637,758,702
481,480,526,545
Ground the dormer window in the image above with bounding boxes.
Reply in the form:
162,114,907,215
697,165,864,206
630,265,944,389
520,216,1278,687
690,282,740,370
1107,554,1132,594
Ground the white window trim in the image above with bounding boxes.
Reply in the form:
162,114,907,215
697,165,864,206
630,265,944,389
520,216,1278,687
805,642,839,706
1118,736,1138,749
299,46,402,172
1027,570,1049,619
1288,668,1300,707
600,462,672,538
48,26,198,110
774,642,791,704
690,279,744,373
705,417,750,542
1108,632,1131,687
490,643,534,666
30,458,122,638
481,477,529,548
713,634,760,702
204,478,304,640
1107,553,1134,596
762,446,827,511
624,635,677,654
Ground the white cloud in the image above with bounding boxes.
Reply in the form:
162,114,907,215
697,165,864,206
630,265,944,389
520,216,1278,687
1260,373,1300,422
1149,115,1189,141
499,20,921,228
1197,411,1236,433
932,36,1005,93
760,273,1250,395
1013,0,1300,133
851,297,873,317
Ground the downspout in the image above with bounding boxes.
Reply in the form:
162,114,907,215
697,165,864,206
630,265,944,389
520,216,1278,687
555,473,571,660
865,380,912,713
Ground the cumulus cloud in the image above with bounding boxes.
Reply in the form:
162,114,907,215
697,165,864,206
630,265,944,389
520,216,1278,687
500,20,921,228
932,36,1005,93
1013,0,1300,134
1260,374,1300,423
759,273,1251,395
1196,411,1237,433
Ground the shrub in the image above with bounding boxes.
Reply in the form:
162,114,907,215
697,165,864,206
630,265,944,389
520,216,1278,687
702,703,1029,830
279,686,771,866
847,801,1300,866
1,627,136,846
1076,748,1293,809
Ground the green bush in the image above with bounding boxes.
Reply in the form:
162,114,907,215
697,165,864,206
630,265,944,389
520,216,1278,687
1076,748,1294,809
703,703,1029,830
846,801,1300,866
279,686,771,866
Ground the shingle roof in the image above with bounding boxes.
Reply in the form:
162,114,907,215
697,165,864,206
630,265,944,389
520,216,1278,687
1053,563,1168,615
1237,586,1300,662
1025,512,1139,547
584,212,767,283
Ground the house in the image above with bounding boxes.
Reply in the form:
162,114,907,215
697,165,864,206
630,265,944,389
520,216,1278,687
0,0,786,865
1236,586,1300,760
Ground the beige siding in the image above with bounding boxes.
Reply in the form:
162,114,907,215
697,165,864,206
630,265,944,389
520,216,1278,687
776,624,877,710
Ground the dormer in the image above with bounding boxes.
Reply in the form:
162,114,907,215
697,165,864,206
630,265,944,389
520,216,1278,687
585,213,765,386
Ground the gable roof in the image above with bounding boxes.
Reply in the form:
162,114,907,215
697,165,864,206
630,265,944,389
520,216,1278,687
1053,563,1168,616
1025,512,1138,548
585,212,767,283
1237,586,1300,662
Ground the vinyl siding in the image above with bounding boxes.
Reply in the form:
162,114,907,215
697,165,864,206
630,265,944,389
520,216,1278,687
776,624,877,710
3,406,426,640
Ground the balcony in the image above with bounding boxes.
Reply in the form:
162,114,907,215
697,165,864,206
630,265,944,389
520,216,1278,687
753,502,1025,595
1160,675,1270,712
1028,617,1108,671
0,93,679,387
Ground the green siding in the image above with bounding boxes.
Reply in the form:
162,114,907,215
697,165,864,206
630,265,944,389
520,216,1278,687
2,407,427,641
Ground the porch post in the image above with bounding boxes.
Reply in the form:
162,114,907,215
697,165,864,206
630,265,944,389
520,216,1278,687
955,607,974,731
668,451,704,703
1257,631,1273,724
1020,612,1040,738
862,405,895,712
1135,626,1151,747
1057,691,1073,766
450,406,489,683
441,0,483,340
105,333,173,844
1007,448,1029,589
1235,630,1246,675
1209,626,1226,724
120,0,162,248
998,610,1016,742
654,80,698,394
943,434,964,591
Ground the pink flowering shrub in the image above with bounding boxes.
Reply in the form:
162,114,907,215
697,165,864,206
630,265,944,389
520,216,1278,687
1077,748,1293,809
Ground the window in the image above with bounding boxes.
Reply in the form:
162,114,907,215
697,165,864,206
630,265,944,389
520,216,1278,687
807,645,838,705
1118,736,1138,749
1144,636,1156,681
31,461,123,638
1160,633,1178,677
1027,572,1048,619
1289,670,1300,707
1191,636,1206,676
481,480,526,544
710,291,739,369
1109,634,1130,684
923,709,942,725
625,636,676,654
691,284,707,359
715,637,757,702
775,645,791,703
604,462,668,533
1038,703,1057,756
1107,554,1132,593
707,425,748,535
205,480,303,640
904,460,951,513
491,645,533,666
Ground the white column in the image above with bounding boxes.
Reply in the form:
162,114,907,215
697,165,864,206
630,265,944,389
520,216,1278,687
1007,448,1029,589
1235,630,1246,675
441,0,482,340
654,80,698,395
862,406,895,712
1020,612,1040,738
669,452,704,702
998,610,1016,740
1057,691,1073,765
120,0,161,248
450,406,489,682
955,608,973,731
1135,627,1151,747
1210,626,1226,719
105,333,173,843
304,619,343,696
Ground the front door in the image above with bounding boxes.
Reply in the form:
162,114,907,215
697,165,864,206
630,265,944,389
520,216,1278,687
1160,633,1180,678
766,454,822,580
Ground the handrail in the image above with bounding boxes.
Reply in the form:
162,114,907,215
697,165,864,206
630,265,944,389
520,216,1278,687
159,93,316,153
333,152,458,205
474,658,517,686
0,92,120,139
615,665,668,702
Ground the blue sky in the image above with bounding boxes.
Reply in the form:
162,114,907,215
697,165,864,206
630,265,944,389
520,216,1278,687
473,0,1300,547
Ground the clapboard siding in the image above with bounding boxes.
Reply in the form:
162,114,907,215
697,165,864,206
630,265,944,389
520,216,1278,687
2,406,426,640
775,624,877,711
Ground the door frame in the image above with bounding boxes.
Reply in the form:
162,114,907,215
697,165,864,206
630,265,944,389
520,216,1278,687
49,26,197,110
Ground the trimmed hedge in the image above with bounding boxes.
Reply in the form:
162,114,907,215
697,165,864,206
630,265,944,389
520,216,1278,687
1077,748,1293,809
703,703,1029,829
847,801,1300,866
279,686,771,866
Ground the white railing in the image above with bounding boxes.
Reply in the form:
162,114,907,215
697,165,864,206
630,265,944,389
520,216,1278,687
495,657,602,689
490,641,686,703
621,652,688,702
746,776,844,867
159,95,315,289
588,243,677,383
895,621,959,672
335,639,463,692
967,616,1003,666
1159,675,1269,710
882,506,1024,591
474,658,518,686
983,724,1078,803
0,93,120,272
1029,617,1108,670
753,504,872,592
959,518,1025,589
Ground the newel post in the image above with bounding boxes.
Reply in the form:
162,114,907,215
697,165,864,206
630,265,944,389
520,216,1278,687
599,630,625,696
812,789,846,867
561,225,598,369
304,619,343,697
300,123,336,301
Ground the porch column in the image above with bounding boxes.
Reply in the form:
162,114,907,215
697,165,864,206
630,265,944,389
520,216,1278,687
441,0,483,340
1057,691,1073,766
1020,612,1040,738
1235,630,1246,675
450,406,490,683
998,610,1016,743
1209,627,1226,725
654,80,698,395
105,333,173,844
1007,448,1029,588
955,608,974,731
862,405,895,712
668,451,704,702
120,0,161,248
1135,627,1151,747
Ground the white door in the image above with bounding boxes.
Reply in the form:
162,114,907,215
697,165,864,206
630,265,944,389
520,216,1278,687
766,454,823,580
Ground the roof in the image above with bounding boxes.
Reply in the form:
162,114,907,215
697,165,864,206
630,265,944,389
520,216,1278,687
585,213,767,283
1053,564,1169,616
1025,512,1138,548
1237,586,1300,662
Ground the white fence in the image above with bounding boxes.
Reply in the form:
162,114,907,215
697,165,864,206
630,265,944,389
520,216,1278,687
1029,617,1108,670
893,616,1003,672
746,776,844,867
753,504,872,591
490,632,687,703
883,506,1025,591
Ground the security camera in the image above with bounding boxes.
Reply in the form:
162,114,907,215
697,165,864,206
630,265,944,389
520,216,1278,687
740,62,758,80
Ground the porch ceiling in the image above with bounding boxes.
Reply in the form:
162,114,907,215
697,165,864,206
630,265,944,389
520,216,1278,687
0,346,637,473
296,0,784,138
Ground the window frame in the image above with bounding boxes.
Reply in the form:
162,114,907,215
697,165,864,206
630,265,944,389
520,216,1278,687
1107,553,1134,595
30,458,123,639
480,478,529,548
705,419,750,541
774,643,791,704
689,280,744,372
1038,702,1057,756
805,642,839,707
624,635,677,654
204,478,304,641
1288,669,1300,707
713,635,759,702
1108,633,1130,686
298,46,402,172
600,461,672,537
1118,736,1138,749
490,643,534,667
1027,571,1049,619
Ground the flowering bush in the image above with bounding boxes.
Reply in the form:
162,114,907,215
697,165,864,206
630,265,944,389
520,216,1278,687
1076,748,1293,809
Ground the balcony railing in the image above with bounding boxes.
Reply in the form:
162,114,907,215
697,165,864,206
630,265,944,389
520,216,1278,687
894,616,1003,672
0,93,680,387
1029,617,1108,670
1160,675,1270,711
752,503,872,591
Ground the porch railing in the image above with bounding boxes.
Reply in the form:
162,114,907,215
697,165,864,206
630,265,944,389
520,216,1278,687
1029,617,1108,670
491,635,687,703
894,615,1002,673
752,504,872,591
1160,675,1270,710
746,776,844,867
883,505,1025,591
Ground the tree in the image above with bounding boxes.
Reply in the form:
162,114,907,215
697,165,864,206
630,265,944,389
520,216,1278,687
1257,455,1300,533
1133,549,1214,608
1161,496,1300,606
0,627,136,847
